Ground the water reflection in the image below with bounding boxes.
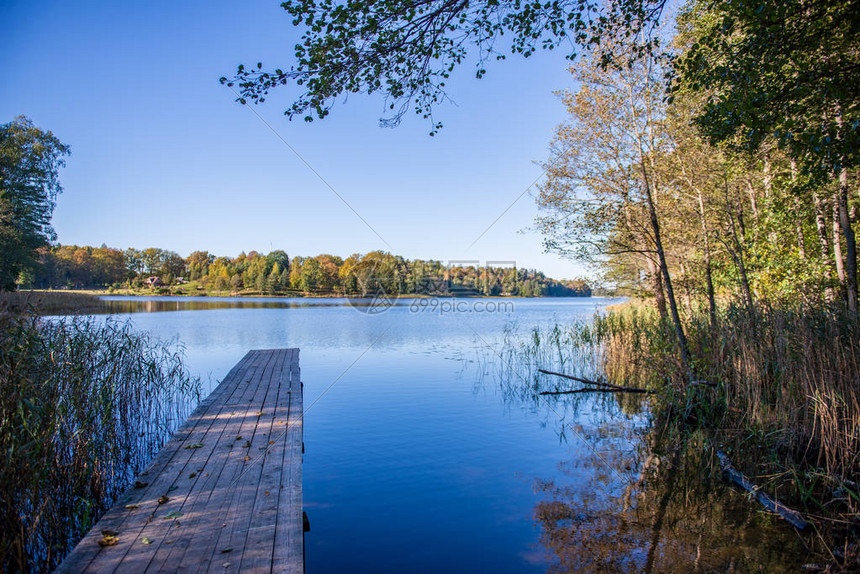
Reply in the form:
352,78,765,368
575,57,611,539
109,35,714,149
533,427,811,572
492,325,816,572
99,295,389,314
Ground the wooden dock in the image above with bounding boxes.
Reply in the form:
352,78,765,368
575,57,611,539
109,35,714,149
57,349,304,574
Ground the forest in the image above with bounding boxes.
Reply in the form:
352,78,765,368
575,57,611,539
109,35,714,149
27,244,591,298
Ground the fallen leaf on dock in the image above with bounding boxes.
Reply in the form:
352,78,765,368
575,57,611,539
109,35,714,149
98,534,119,547
163,511,183,519
220,547,233,553
134,481,148,489
189,472,197,478
125,504,139,510
141,537,152,545
184,443,204,449
168,486,178,492
158,496,170,504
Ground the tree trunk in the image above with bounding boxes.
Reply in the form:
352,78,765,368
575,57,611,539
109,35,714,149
814,190,835,302
725,178,755,311
680,259,692,313
834,104,858,312
626,63,691,380
837,168,858,312
791,161,805,259
697,190,718,327
833,198,847,301
795,200,806,259
646,255,668,320
641,159,692,379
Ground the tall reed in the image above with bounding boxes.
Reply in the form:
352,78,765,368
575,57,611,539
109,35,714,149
0,311,200,572
595,302,860,480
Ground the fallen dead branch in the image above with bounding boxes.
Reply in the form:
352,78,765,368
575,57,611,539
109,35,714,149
538,388,652,395
716,450,809,530
538,368,656,394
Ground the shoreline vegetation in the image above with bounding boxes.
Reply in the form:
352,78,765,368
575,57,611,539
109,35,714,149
0,310,200,572
503,300,860,568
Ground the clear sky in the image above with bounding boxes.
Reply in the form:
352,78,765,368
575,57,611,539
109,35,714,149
1,0,590,279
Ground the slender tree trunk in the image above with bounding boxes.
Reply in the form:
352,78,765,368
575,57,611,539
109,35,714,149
834,104,858,312
795,199,806,259
725,178,755,310
626,63,690,379
837,168,858,312
791,161,805,259
745,181,759,222
646,255,668,320
697,190,718,327
763,154,773,200
640,158,691,378
814,190,835,301
833,198,847,300
680,259,692,313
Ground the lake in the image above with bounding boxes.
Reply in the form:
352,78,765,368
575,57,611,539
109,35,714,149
89,295,809,572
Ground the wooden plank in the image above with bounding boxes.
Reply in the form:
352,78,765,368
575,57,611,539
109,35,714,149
239,349,295,572
273,348,303,574
122,350,280,573
208,349,288,574
56,349,304,574
170,349,287,573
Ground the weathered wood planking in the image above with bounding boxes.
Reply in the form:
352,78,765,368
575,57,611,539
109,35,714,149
56,349,304,574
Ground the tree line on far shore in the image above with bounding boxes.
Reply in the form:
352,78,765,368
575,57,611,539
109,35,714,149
28,244,592,297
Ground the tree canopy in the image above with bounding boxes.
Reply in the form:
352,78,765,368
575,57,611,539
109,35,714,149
0,116,69,290
673,0,860,178
221,0,669,133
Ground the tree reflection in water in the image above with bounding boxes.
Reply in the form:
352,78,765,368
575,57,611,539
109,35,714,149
487,324,815,572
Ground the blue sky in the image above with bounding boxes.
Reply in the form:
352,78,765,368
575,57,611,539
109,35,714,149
1,0,589,279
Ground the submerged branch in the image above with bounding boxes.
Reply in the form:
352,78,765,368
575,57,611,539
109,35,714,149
538,387,653,395
538,368,655,394
716,450,809,530
538,369,654,395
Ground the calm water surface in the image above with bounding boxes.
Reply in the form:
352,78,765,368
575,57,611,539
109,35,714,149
89,296,809,572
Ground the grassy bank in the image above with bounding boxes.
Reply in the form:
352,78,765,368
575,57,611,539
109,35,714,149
0,311,200,572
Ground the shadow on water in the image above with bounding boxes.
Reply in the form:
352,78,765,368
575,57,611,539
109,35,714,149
485,321,817,572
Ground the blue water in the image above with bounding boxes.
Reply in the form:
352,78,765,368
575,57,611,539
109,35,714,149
94,296,628,572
